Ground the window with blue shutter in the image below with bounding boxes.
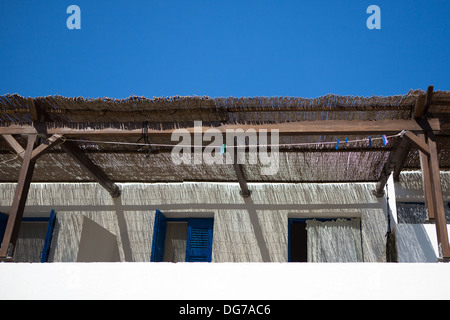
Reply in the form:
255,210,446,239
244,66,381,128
186,218,214,262
0,210,57,262
150,210,214,262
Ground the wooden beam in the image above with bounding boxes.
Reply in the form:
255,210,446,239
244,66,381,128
29,98,51,122
2,135,25,159
2,134,65,161
426,132,450,259
418,133,435,221
413,95,427,119
392,142,411,181
423,85,434,115
26,101,120,197
233,138,251,197
30,134,64,160
374,137,410,196
0,119,441,136
413,86,434,119
233,163,251,197
60,141,121,197
0,134,37,260
401,130,430,155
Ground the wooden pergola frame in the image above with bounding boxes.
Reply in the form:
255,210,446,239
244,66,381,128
0,88,449,261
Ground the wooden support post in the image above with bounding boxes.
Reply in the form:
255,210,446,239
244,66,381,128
60,141,121,197
426,131,450,259
418,133,435,221
233,137,251,198
0,134,37,260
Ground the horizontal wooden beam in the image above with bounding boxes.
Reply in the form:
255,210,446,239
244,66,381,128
0,119,441,137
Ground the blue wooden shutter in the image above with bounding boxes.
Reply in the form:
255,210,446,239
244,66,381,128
150,210,167,262
41,210,56,263
186,219,213,262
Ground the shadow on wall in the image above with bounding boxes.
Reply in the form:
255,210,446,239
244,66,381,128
244,196,272,262
113,196,133,262
396,224,437,262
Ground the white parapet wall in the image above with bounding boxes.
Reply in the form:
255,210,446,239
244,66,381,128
1,262,450,300
395,171,450,262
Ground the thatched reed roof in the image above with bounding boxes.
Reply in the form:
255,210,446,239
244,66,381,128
0,89,449,183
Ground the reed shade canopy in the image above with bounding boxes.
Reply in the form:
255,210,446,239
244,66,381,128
0,88,449,184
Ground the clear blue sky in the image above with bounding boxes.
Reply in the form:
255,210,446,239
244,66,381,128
0,0,449,99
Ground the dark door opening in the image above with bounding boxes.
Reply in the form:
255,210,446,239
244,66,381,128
289,221,307,262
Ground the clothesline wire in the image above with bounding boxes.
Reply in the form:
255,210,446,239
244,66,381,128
0,152,19,165
59,132,402,148
0,132,402,163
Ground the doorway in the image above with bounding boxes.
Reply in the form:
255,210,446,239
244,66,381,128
289,220,307,262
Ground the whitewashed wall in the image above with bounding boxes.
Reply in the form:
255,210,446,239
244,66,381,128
395,171,450,262
2,263,450,299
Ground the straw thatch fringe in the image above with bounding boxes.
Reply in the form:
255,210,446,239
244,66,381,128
3,89,449,124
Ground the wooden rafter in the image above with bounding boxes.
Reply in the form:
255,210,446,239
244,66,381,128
413,85,434,119
401,130,430,155
7,99,121,198
374,137,411,196
392,142,412,181
375,129,437,195
233,137,251,198
1,134,25,159
2,134,65,160
60,141,121,197
30,134,65,160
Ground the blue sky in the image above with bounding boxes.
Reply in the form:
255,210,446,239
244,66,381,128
0,0,449,99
